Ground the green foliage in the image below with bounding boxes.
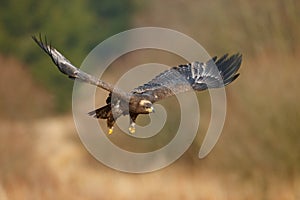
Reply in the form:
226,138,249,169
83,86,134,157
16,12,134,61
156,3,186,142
0,0,135,113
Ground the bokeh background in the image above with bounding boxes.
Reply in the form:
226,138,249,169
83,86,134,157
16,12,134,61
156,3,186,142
0,0,299,199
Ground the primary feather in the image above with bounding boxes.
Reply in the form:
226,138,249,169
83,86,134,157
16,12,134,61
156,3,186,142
132,54,242,102
32,34,128,100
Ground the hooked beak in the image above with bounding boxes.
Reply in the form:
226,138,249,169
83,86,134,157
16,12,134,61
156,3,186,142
146,106,155,113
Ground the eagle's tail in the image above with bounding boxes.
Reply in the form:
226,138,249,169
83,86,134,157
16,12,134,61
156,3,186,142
214,53,242,86
88,104,111,119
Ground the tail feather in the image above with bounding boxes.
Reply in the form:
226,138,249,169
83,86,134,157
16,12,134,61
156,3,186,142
88,104,111,119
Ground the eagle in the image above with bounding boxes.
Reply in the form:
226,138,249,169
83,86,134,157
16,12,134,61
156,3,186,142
32,35,242,134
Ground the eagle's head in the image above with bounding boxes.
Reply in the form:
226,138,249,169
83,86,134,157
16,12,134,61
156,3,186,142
139,100,154,113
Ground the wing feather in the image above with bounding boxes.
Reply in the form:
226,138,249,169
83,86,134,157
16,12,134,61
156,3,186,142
32,34,129,100
132,54,242,102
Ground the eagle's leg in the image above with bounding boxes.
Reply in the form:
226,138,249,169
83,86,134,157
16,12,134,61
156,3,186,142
129,113,138,134
128,123,135,134
107,114,116,135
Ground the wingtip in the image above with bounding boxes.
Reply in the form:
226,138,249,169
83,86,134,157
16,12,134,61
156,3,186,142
224,73,240,86
31,34,39,44
215,52,242,85
32,33,49,46
235,52,243,60
32,33,55,59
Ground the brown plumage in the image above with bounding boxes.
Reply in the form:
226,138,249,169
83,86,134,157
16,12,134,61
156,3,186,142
32,34,242,134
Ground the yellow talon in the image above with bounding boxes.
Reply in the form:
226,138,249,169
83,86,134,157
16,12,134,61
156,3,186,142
108,128,113,135
128,126,135,134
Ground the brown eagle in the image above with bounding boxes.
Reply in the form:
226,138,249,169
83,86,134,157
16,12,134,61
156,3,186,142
32,35,242,134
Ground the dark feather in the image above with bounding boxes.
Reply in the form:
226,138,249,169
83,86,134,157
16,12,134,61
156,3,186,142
32,34,129,100
132,54,242,102
88,104,111,119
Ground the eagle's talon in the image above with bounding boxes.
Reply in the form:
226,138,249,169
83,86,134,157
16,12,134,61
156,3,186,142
128,124,136,134
108,128,113,135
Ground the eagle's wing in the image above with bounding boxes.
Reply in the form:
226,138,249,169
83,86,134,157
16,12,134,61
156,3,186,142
132,54,242,103
32,34,129,99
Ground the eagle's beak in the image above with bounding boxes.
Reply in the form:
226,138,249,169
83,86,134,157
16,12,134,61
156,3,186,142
146,106,155,113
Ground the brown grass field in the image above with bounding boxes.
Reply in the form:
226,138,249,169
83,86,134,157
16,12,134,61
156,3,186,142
0,0,299,199
1,52,299,200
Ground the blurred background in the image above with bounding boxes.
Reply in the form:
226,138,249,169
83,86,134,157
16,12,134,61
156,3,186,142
0,0,299,199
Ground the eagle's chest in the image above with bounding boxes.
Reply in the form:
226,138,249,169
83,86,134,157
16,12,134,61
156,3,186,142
110,99,128,116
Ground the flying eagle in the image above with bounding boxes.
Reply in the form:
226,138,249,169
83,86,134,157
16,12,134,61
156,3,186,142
32,35,242,134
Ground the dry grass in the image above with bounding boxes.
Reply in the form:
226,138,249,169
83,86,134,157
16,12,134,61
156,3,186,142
0,52,299,199
0,115,299,200
1,0,300,198
133,0,300,56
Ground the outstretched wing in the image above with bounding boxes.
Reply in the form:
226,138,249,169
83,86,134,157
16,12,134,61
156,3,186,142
32,34,129,99
32,34,75,77
132,54,242,103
